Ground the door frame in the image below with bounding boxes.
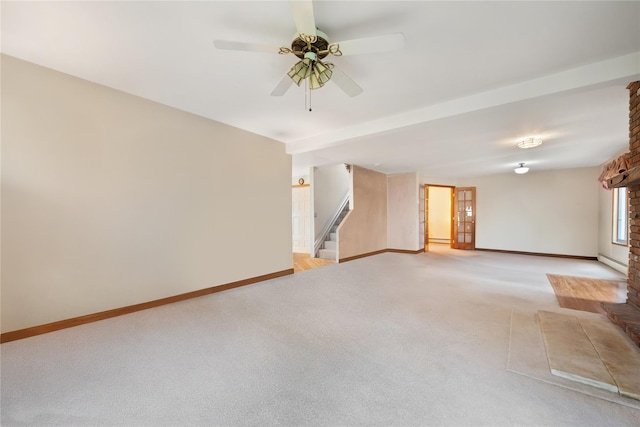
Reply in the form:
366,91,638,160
423,184,455,252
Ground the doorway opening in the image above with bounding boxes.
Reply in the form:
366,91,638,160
292,181,336,273
424,185,476,252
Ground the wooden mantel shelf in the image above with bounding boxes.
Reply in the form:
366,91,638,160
607,166,640,188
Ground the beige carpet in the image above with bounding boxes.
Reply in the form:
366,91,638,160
3,247,639,425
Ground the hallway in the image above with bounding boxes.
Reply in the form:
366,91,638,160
293,252,335,273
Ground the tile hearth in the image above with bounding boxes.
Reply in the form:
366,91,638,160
538,310,640,401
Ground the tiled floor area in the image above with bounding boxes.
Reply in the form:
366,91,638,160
509,309,640,408
538,310,640,400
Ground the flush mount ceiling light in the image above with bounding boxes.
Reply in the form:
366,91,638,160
518,137,543,149
514,163,529,174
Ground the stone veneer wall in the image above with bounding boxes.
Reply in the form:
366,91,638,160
604,81,640,347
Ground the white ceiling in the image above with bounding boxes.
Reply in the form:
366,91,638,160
2,1,639,179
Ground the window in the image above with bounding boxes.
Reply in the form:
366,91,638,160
613,187,628,245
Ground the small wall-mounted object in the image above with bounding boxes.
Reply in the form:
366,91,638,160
298,178,305,185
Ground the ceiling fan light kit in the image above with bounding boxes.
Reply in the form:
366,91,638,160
286,40,334,90
309,61,333,89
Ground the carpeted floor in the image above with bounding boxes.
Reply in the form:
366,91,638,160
2,246,638,426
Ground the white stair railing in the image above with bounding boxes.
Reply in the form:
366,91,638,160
314,192,350,258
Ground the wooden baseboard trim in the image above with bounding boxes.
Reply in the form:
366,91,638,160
339,249,387,263
339,248,424,263
475,248,597,261
0,268,294,343
387,248,425,254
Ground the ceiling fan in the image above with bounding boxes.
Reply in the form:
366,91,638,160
213,0,405,98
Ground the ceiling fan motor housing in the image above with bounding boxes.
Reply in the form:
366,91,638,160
291,30,330,59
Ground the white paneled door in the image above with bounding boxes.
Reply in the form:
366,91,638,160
292,185,311,253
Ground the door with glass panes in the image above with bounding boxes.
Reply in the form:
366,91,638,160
452,187,476,250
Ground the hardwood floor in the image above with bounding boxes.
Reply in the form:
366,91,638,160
293,253,335,273
546,274,627,314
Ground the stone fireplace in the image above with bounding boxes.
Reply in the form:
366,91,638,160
603,81,640,348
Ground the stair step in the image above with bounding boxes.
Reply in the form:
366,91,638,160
318,249,336,260
324,240,337,250
329,232,337,241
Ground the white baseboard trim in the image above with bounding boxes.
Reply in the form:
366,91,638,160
597,254,628,275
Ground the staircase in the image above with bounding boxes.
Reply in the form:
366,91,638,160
317,204,349,260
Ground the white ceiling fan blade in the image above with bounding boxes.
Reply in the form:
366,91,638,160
213,40,280,54
271,74,294,96
330,66,363,97
291,0,317,37
333,33,405,56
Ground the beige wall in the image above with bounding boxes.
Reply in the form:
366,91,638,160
338,166,387,259
387,173,420,251
1,55,292,332
598,186,629,273
458,167,600,257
